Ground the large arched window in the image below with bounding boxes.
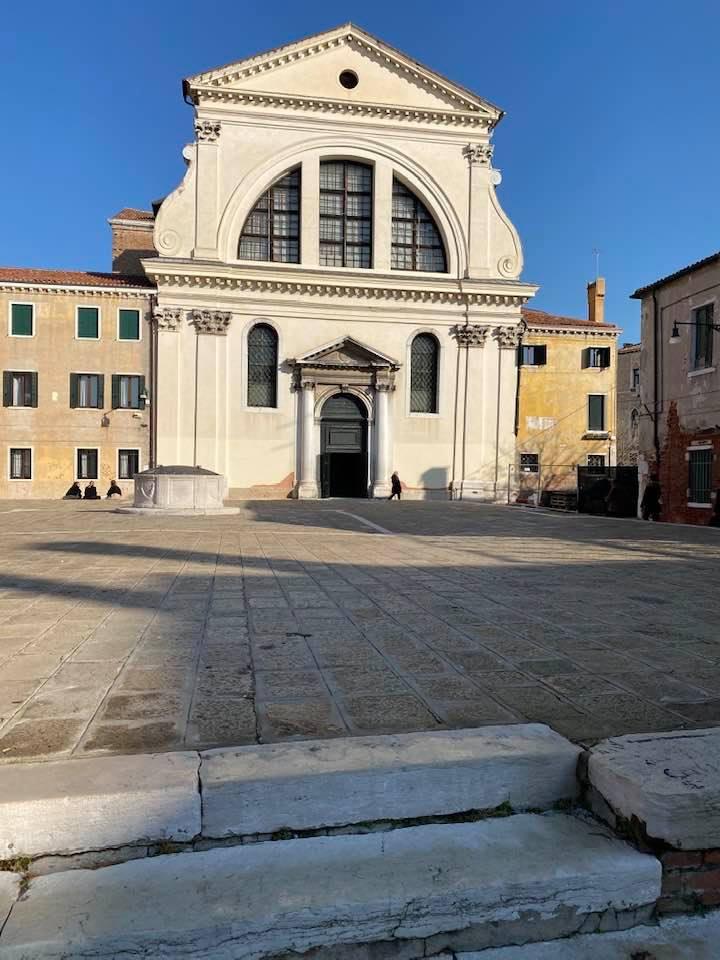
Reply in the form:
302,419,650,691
319,161,372,268
392,179,446,273
247,324,278,408
238,169,300,263
410,334,439,413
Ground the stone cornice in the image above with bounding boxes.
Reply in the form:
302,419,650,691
192,86,492,129
145,263,536,309
187,28,501,122
526,324,619,339
0,281,153,298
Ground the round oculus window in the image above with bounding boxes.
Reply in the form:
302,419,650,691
339,70,359,90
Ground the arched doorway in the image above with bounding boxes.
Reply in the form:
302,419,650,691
320,394,368,498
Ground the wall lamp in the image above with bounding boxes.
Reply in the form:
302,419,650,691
669,319,720,345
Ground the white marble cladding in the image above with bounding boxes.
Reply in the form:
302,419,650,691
144,25,537,498
134,471,225,511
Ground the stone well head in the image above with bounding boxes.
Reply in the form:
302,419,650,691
132,465,226,512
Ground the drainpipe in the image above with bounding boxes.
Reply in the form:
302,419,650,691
652,290,661,470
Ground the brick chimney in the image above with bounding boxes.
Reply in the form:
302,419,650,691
108,208,156,276
587,276,606,325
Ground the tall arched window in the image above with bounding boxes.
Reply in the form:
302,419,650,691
319,161,372,268
410,334,439,413
238,169,300,263
392,179,446,273
631,408,639,439
247,324,278,408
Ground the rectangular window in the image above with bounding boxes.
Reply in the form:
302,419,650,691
632,367,640,391
70,373,104,409
118,449,140,480
77,306,100,339
118,309,140,341
693,304,714,370
112,375,145,409
520,345,547,366
583,346,611,369
587,454,606,470
10,303,33,337
3,371,38,407
588,395,606,432
520,453,539,473
77,448,98,480
688,448,713,503
9,448,32,480
319,161,372,268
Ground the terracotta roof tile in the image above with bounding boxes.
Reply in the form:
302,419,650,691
109,208,155,222
522,308,620,332
0,266,156,289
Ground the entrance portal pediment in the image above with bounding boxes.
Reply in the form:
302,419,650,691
294,336,400,371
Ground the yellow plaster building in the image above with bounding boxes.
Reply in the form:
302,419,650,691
0,265,153,499
514,279,619,502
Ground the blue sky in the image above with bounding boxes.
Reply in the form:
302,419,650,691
1,1,718,341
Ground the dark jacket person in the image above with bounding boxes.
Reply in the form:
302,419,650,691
106,480,123,498
64,482,82,499
388,472,402,501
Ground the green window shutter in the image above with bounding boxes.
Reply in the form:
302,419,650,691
3,372,11,407
138,376,146,409
69,374,79,408
581,348,590,369
119,309,140,340
11,304,33,336
30,373,38,408
96,374,105,409
77,307,99,339
588,395,605,431
111,375,120,409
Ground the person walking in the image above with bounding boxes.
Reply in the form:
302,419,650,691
388,471,402,501
640,475,661,521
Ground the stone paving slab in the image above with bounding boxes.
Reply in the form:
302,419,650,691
0,500,718,760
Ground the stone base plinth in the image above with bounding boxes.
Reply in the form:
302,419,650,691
121,465,237,515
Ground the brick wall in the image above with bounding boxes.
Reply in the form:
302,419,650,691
659,849,720,913
111,224,156,276
656,403,720,525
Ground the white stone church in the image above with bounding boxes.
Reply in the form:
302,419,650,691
145,25,537,499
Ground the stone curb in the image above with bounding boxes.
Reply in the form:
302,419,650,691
0,724,580,863
0,815,660,959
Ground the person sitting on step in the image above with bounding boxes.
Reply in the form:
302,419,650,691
106,479,123,498
63,481,82,499
83,481,101,500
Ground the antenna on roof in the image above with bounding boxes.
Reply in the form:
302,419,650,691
592,248,600,280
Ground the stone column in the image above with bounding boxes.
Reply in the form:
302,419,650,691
297,379,318,499
189,310,231,475
372,384,393,498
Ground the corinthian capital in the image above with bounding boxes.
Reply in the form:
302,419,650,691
152,307,182,332
451,324,490,347
194,119,221,142
462,142,494,166
188,310,232,335
493,325,523,348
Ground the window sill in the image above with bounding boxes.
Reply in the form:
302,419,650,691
244,405,280,414
688,502,712,509
688,366,716,378
582,431,610,440
408,412,441,419
8,333,35,339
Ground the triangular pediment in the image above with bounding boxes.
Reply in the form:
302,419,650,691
295,336,400,369
186,24,502,120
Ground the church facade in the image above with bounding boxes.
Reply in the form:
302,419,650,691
144,24,537,500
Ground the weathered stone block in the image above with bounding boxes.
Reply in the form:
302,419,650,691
0,814,660,958
589,727,720,849
0,872,18,930
0,752,200,858
201,724,581,838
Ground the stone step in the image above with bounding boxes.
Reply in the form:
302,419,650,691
588,727,720,849
0,813,661,959
460,910,720,958
0,725,580,862
201,723,582,838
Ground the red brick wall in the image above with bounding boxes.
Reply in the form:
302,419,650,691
655,403,720,525
659,849,720,913
111,224,156,276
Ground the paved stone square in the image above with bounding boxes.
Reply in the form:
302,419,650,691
0,499,719,762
